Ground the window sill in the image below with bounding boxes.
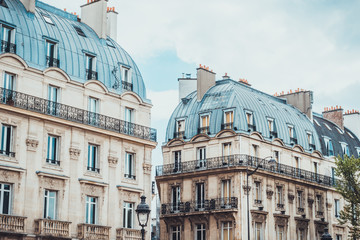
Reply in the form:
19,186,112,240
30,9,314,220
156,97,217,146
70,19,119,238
0,154,18,164
43,163,63,172
84,170,102,179
122,176,137,185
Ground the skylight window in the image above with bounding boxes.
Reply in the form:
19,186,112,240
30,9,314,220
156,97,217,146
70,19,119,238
314,119,320,126
73,25,86,37
42,14,54,25
106,38,115,48
347,131,354,139
0,0,8,8
324,123,332,130
257,98,265,105
336,127,343,134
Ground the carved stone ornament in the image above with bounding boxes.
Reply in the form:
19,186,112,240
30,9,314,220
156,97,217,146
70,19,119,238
308,196,314,207
69,148,81,160
243,184,251,195
26,138,39,152
108,156,118,167
266,189,274,199
288,193,295,204
251,211,267,223
274,215,289,226
295,218,309,229
143,163,152,175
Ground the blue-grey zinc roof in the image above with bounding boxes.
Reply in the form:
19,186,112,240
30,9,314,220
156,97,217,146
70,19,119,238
0,0,149,103
166,79,322,153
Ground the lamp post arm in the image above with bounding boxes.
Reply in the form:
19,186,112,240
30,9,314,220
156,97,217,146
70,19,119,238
247,157,267,176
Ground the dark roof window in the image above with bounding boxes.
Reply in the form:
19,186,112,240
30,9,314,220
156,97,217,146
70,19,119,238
73,25,86,37
42,14,54,25
0,0,8,8
106,38,115,48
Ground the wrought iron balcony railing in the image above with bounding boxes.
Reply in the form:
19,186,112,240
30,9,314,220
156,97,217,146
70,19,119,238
0,149,15,157
297,207,305,213
124,174,136,180
290,137,298,145
35,219,71,238
270,131,278,138
309,143,316,150
87,166,100,173
161,197,238,215
156,154,333,187
116,228,142,240
86,69,98,80
0,214,26,233
221,122,234,130
277,203,284,209
0,88,157,142
78,223,110,240
1,40,16,54
254,199,262,204
248,124,256,132
122,81,133,91
46,158,60,165
173,131,185,139
198,127,210,134
46,56,60,68
316,211,324,217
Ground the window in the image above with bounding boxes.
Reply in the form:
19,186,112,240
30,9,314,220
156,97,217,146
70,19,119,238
254,222,263,240
85,196,97,224
87,144,99,173
0,183,11,214
274,150,280,163
314,162,318,175
197,147,206,168
335,199,340,218
288,125,297,144
298,229,305,240
125,107,133,123
196,224,206,240
277,226,285,240
221,179,231,206
46,135,59,165
48,85,59,115
252,144,259,158
42,14,54,25
2,72,15,103
123,202,134,228
246,112,253,125
171,186,181,212
336,235,342,240
0,0,8,8
316,195,323,213
223,110,234,129
88,97,99,125
1,25,15,53
268,118,277,138
73,25,86,37
122,67,130,82
44,190,57,219
221,222,232,240
45,40,58,65
332,167,336,185
125,153,135,179
341,143,350,156
173,151,181,172
297,191,303,209
223,143,232,156
0,124,13,156
195,183,205,209
276,186,283,207
307,132,315,149
175,119,185,138
85,54,97,80
200,114,210,133
171,225,181,240
254,182,262,203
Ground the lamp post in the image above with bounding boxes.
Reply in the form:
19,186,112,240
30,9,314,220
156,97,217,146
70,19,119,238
246,156,276,240
136,195,151,240
320,228,333,240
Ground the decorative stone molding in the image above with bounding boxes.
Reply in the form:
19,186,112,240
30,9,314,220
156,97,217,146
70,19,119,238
143,163,152,175
69,148,81,160
274,214,289,226
295,217,309,230
214,212,236,229
288,193,295,204
243,185,251,195
26,138,39,152
251,210,268,223
266,188,274,199
326,201,332,208
308,194,314,207
314,220,328,234
108,156,118,167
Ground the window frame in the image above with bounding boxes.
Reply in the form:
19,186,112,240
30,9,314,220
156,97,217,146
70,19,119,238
0,124,13,157
171,225,181,240
0,183,11,214
221,221,233,240
125,152,135,180
46,135,60,165
87,144,99,173
123,201,134,229
44,189,57,219
195,223,206,240
85,196,97,224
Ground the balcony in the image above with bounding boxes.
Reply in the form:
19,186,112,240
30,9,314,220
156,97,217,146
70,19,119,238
290,137,298,145
156,154,333,187
173,131,185,139
86,69,98,80
277,203,284,209
87,166,100,174
0,214,26,234
248,124,256,132
309,143,316,150
198,126,210,134
78,223,111,240
254,199,262,204
297,207,305,213
221,122,234,130
46,158,60,166
124,174,136,180
1,40,16,54
270,131,278,138
0,149,15,158
161,197,238,215
316,211,324,217
116,228,142,240
0,88,157,142
46,56,60,68
35,219,71,238
122,81,133,91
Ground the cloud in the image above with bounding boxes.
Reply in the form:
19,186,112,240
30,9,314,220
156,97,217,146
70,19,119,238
148,89,179,123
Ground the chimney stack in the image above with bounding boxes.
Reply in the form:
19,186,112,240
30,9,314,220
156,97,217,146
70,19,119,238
178,73,197,102
197,65,216,101
322,106,344,130
107,7,118,41
20,0,35,13
81,0,108,39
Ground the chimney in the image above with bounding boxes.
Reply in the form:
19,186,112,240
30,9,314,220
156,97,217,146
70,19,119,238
197,65,216,101
178,73,197,102
20,0,35,13
277,89,314,120
106,7,118,41
322,106,344,130
344,110,360,139
81,0,108,39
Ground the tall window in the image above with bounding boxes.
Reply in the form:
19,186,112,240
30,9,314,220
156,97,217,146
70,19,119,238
335,199,340,218
1,25,15,53
0,183,11,214
316,195,323,213
255,182,261,203
122,67,130,82
268,118,274,131
224,110,234,129
45,40,58,67
47,135,59,165
171,225,181,240
175,119,185,138
276,186,283,207
48,85,59,115
221,222,232,240
223,143,232,165
125,107,133,123
44,190,57,219
297,229,305,240
85,54,97,80
171,186,180,212
195,183,205,209
125,153,135,179
341,143,350,156
87,144,99,173
200,114,210,133
336,235,342,240
254,222,263,240
197,147,206,168
324,138,334,156
123,202,134,228
88,97,99,125
295,156,300,176
274,150,280,163
277,226,285,240
173,151,181,172
2,72,15,103
297,191,303,209
221,179,231,206
252,145,258,158
307,132,315,149
246,112,253,125
85,196,97,224
288,125,296,143
0,124,13,156
196,224,206,240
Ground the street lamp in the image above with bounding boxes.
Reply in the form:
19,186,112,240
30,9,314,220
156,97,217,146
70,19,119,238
320,228,333,240
136,195,151,240
246,156,276,240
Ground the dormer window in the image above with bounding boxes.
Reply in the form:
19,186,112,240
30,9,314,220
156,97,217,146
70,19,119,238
42,14,54,25
85,54,97,80
222,110,233,130
324,137,334,156
0,0,8,8
73,25,86,37
268,118,277,138
122,67,133,91
199,114,210,134
2,72,15,104
46,40,59,67
246,111,256,132
288,125,297,144
341,143,350,156
307,131,315,150
324,123,332,130
1,24,16,53
175,119,185,139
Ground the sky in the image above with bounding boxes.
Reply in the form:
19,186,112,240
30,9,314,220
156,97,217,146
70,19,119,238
42,0,360,169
